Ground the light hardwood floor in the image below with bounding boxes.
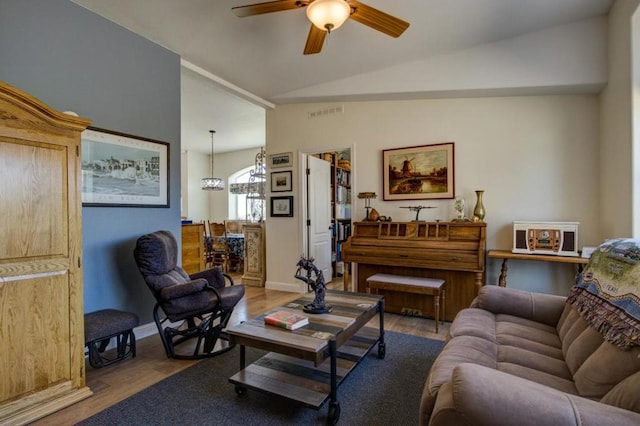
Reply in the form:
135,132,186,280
34,274,448,426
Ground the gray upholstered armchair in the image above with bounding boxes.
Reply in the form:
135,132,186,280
134,230,245,359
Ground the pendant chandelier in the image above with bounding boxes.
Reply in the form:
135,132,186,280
201,130,225,191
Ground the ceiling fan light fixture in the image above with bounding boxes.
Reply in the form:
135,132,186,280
306,0,350,32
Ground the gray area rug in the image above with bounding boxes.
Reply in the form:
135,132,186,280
79,331,444,425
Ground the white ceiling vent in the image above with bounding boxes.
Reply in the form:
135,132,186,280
308,105,344,119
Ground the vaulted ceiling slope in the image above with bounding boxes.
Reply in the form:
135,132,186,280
72,0,613,105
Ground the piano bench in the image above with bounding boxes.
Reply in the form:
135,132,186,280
366,273,445,333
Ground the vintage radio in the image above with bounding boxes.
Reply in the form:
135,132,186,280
512,221,579,257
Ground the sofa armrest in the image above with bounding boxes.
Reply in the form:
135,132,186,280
428,363,640,426
159,278,207,301
475,285,566,326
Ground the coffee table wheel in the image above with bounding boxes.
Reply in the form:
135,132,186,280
327,401,340,425
235,385,247,396
378,342,386,359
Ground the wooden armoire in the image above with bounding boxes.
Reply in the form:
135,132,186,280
0,82,92,424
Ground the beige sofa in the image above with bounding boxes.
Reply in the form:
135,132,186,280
420,285,640,426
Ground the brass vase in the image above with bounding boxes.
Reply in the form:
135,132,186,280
473,190,485,222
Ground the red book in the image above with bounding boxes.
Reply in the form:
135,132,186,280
264,310,309,330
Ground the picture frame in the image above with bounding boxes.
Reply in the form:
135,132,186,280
81,126,170,207
270,196,294,217
269,152,293,169
271,171,293,192
383,142,455,201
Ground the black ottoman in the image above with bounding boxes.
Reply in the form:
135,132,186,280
84,309,139,368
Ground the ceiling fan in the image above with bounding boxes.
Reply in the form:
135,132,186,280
232,0,410,55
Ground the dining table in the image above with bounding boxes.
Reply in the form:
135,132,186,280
221,233,245,260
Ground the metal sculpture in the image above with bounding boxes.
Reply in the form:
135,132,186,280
294,256,332,314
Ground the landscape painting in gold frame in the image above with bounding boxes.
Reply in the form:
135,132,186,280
383,142,454,201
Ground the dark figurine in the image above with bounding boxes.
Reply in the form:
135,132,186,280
294,256,332,314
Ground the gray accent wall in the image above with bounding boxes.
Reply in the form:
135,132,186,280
0,0,182,323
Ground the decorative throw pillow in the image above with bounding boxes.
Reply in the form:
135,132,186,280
567,238,640,349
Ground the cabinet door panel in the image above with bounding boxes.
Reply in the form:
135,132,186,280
0,274,70,401
0,139,67,260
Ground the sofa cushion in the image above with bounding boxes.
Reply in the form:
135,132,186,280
561,311,591,358
574,342,640,398
426,363,640,426
557,305,580,341
601,371,640,413
473,285,566,327
422,335,497,418
427,336,498,393
498,346,572,380
450,308,563,358
496,333,563,359
496,315,562,348
447,308,496,342
565,326,605,375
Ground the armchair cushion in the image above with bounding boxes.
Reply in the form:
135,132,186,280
159,279,208,301
134,230,179,276
190,267,227,289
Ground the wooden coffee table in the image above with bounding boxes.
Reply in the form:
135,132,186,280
227,290,385,424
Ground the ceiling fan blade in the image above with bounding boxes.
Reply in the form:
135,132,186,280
232,0,308,18
303,24,326,55
348,1,409,38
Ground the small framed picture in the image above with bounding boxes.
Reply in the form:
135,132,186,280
270,196,293,217
271,171,292,192
269,152,293,168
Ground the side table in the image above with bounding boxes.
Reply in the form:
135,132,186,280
487,249,589,287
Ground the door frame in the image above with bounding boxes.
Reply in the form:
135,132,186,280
298,144,356,284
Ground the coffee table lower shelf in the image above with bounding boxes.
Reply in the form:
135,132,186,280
229,326,381,410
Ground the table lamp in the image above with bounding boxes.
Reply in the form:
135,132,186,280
357,192,377,221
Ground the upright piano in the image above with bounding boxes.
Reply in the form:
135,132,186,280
341,221,486,321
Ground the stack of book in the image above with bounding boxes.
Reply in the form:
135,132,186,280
264,310,309,330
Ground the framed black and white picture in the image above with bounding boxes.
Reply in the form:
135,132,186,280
271,171,292,192
269,152,293,168
81,127,170,207
270,196,293,217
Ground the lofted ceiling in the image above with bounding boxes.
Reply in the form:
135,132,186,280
71,0,614,153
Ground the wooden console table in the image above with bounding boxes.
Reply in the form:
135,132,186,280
342,221,486,321
487,249,588,287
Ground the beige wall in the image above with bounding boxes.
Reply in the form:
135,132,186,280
600,0,639,238
266,95,601,295
182,150,209,222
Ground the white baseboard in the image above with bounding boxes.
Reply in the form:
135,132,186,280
265,280,305,293
133,321,159,340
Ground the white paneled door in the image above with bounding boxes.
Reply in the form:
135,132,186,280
307,155,332,281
